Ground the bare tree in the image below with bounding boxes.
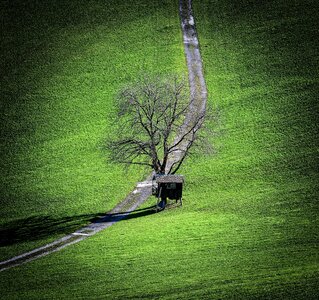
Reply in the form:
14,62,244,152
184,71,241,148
106,75,206,175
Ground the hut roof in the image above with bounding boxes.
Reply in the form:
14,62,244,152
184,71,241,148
156,175,184,184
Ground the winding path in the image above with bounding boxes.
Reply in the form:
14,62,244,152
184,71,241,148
0,0,207,272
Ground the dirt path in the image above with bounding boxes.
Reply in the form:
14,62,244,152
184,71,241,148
180,0,207,112
166,0,207,173
0,0,207,272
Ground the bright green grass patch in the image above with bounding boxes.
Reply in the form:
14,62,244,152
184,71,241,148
1,0,319,299
1,208,317,299
0,0,186,260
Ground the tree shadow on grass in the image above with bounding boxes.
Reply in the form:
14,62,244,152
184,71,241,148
93,205,157,223
0,213,102,247
0,206,157,247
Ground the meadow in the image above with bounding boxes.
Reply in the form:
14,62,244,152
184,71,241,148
0,0,186,260
1,0,318,299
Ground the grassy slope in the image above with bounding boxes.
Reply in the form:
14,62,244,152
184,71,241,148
0,0,186,260
1,0,319,299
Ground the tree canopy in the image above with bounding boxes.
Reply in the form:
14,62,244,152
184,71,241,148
107,75,206,175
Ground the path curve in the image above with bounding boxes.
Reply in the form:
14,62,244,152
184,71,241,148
0,0,207,272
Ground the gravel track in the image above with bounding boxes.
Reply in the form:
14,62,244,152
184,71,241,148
0,0,207,272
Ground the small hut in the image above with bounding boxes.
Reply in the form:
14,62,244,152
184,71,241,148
152,175,184,211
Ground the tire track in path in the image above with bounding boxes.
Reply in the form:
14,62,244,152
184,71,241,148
0,0,207,272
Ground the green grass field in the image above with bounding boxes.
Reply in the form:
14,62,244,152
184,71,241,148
1,0,319,299
0,0,186,260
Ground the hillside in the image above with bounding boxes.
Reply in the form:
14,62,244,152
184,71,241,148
1,0,318,299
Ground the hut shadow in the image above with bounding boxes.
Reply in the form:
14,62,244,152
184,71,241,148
94,205,157,223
